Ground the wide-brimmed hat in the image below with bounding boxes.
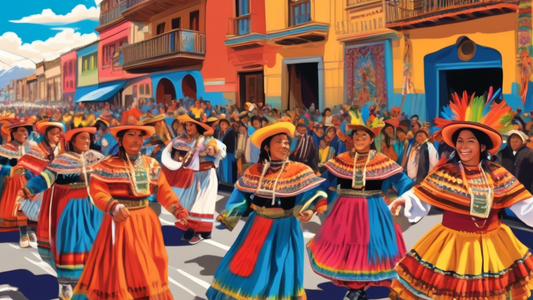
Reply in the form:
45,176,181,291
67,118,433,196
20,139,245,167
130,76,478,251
177,114,214,136
109,125,155,140
206,116,219,126
5,120,34,132
141,113,165,125
35,121,65,135
251,122,295,148
441,121,502,154
65,127,97,142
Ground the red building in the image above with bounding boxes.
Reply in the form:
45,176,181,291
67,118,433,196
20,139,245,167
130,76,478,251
76,0,144,106
221,0,277,108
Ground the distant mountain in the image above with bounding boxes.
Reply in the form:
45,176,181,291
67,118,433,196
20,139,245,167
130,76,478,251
0,66,36,89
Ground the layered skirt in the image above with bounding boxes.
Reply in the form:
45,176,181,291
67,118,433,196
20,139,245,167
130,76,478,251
307,195,406,289
171,166,218,234
36,187,59,268
53,185,103,285
206,213,306,300
0,174,26,231
391,223,533,300
72,206,173,300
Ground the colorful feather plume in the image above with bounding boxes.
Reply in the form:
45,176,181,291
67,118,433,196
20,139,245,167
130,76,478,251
434,87,515,134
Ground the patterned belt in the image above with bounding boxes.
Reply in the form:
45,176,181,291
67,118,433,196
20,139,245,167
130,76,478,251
251,203,294,219
68,182,87,190
116,198,149,210
338,189,382,197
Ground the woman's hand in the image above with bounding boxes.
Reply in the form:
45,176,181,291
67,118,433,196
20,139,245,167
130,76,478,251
176,211,188,226
17,188,39,201
297,209,314,222
113,206,130,222
390,198,405,217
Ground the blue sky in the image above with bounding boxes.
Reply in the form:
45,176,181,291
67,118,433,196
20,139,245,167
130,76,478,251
0,0,100,69
1,0,98,43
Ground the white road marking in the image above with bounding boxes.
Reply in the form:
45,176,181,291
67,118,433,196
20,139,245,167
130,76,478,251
7,244,20,250
167,276,196,296
176,268,210,289
159,218,175,226
0,284,18,292
24,255,57,276
202,239,230,251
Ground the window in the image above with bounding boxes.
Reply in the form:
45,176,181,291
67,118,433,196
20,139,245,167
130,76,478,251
69,61,73,76
91,53,97,70
103,43,117,67
172,17,181,30
190,10,199,31
156,22,166,35
235,0,250,35
140,84,145,94
145,84,150,94
290,0,310,26
82,53,98,73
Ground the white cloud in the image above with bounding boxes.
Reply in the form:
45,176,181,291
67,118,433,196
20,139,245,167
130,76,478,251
9,4,99,25
0,29,99,71
95,0,103,6
51,27,80,31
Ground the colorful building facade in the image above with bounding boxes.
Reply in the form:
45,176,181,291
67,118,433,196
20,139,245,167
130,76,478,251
44,58,62,102
382,0,521,122
263,0,344,110
75,41,100,103
61,50,77,103
118,0,240,107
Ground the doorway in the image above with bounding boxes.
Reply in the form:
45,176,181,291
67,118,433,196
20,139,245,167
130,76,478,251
287,62,319,110
439,68,503,109
239,71,264,108
156,78,177,105
182,74,197,99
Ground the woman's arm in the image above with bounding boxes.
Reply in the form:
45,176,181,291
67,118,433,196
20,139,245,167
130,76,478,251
216,188,251,231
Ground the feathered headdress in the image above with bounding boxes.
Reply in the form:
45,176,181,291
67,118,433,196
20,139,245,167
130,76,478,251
435,87,514,154
347,103,385,137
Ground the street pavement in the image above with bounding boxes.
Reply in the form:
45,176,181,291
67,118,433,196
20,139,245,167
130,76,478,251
0,191,531,300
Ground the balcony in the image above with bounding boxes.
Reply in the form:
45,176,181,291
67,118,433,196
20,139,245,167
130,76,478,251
122,29,205,73
385,0,519,30
267,21,329,46
225,15,267,49
97,1,127,30
122,0,191,23
346,0,382,8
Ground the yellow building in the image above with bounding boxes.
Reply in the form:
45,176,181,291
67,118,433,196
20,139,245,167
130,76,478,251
264,0,344,111
333,0,528,123
384,0,524,122
334,0,396,114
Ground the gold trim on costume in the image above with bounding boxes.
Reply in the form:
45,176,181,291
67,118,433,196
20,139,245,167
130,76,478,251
250,204,294,219
338,189,382,197
116,198,149,210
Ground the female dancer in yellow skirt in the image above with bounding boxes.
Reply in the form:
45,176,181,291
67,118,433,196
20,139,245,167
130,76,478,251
390,90,533,300
71,125,188,300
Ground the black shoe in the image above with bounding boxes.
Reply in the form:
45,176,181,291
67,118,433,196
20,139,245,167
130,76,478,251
200,232,212,239
181,229,195,241
344,289,367,300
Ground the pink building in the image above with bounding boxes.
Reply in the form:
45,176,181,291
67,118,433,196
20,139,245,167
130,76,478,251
61,50,77,103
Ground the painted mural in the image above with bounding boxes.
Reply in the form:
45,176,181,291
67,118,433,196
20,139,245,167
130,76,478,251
345,43,387,110
518,0,532,105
